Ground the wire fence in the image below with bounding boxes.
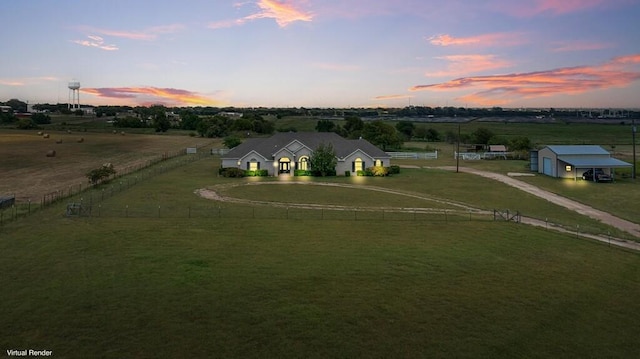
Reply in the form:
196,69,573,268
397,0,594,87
63,202,496,223
0,148,211,228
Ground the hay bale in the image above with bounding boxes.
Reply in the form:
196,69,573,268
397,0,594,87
56,139,63,144
112,130,117,134
37,131,43,136
45,150,56,157
77,137,84,143
43,133,50,139
120,131,125,136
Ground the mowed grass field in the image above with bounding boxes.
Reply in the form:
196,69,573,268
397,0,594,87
1,155,640,358
0,129,215,201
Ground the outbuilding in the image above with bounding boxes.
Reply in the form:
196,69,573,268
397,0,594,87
537,145,631,180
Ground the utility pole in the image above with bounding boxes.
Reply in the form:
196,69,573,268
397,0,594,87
633,118,637,179
456,123,461,173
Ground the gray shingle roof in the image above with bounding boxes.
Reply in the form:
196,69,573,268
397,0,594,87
223,132,390,160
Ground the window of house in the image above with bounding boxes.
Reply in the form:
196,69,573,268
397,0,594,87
298,156,309,171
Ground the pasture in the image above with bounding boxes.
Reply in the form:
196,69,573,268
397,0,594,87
0,129,215,201
1,153,640,358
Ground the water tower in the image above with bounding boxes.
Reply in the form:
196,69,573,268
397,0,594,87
68,81,81,110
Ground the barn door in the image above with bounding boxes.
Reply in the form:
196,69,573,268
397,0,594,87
543,157,552,176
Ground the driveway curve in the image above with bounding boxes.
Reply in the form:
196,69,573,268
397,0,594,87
436,166,640,240
196,172,640,251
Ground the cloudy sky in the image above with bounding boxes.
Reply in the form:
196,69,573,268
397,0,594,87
1,0,640,108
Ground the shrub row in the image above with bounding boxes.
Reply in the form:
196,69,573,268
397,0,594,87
219,167,245,178
219,166,400,178
245,169,268,177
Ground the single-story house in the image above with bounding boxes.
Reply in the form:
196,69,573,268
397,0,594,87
535,145,631,179
221,132,391,176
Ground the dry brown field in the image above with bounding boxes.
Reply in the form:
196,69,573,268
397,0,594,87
0,129,216,201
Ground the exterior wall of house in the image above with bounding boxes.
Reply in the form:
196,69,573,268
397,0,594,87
337,151,390,175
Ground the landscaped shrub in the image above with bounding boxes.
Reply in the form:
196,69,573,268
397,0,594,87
219,167,245,178
294,170,312,176
245,169,268,177
367,166,389,177
344,170,351,177
356,170,366,176
388,165,400,174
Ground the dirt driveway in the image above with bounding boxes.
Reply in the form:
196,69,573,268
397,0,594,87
197,171,640,251
436,166,640,249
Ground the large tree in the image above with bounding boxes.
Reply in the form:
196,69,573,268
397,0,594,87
315,119,336,132
395,121,415,139
362,120,403,150
343,115,364,138
309,142,337,177
471,128,494,145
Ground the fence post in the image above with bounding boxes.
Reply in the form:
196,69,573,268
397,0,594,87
158,205,161,218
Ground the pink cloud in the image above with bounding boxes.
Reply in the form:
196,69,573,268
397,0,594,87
428,33,525,47
374,94,414,101
426,54,513,77
551,40,614,52
75,24,184,42
496,0,628,16
82,87,223,106
0,79,25,86
71,35,118,51
410,54,640,106
208,0,313,29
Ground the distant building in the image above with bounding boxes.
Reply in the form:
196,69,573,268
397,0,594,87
218,112,243,119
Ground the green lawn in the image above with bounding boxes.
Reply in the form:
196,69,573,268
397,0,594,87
2,156,640,358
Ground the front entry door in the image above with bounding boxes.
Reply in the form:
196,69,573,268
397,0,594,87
279,158,291,174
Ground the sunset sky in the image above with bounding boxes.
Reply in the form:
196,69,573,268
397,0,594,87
1,0,640,108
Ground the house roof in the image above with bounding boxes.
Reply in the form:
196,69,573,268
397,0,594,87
545,145,611,156
489,145,507,152
223,132,390,160
559,156,632,168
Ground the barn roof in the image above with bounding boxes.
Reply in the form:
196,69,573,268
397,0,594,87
223,132,390,160
545,145,610,156
559,156,632,168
